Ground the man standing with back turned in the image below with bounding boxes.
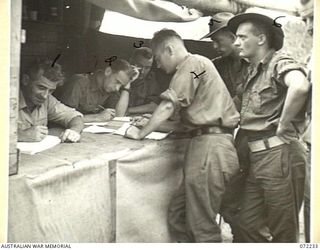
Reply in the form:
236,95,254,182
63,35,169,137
227,13,310,242
124,29,240,242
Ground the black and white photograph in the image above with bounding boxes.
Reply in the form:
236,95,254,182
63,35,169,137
4,0,317,244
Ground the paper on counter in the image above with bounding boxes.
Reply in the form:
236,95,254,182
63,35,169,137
17,135,61,155
112,117,132,122
145,131,170,140
113,122,131,135
84,121,110,126
83,125,115,134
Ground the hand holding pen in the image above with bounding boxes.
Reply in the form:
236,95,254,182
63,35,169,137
98,105,116,121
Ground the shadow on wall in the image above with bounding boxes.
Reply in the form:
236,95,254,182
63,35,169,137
60,29,217,75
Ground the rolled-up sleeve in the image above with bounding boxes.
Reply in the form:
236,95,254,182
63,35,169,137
275,55,307,85
47,95,83,127
160,57,203,111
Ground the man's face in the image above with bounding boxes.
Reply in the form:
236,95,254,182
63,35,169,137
133,56,153,80
211,30,235,57
103,70,130,93
25,76,56,106
152,45,176,74
234,22,260,59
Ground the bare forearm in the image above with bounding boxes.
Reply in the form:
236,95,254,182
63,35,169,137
82,114,103,122
280,71,311,125
139,100,175,138
115,90,130,117
128,102,157,114
280,89,308,125
156,120,188,133
67,116,84,133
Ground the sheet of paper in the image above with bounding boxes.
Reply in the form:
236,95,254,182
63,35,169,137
114,123,170,140
83,125,116,134
112,117,132,122
84,121,110,126
113,122,131,136
17,135,61,155
145,131,169,140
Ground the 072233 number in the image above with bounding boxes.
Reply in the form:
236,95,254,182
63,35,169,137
300,244,318,248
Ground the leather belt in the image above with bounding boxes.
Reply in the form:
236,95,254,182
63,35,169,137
190,126,233,137
248,136,285,153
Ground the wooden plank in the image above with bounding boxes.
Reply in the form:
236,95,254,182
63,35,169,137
109,160,117,243
9,153,19,176
9,0,22,176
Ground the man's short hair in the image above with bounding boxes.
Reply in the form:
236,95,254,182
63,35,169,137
110,59,134,78
26,59,64,83
150,29,184,50
131,47,153,62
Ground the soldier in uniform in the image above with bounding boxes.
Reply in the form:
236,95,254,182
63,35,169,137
227,13,310,242
125,29,240,242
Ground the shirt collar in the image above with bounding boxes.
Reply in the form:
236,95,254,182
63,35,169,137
176,53,191,71
248,49,276,73
259,49,276,70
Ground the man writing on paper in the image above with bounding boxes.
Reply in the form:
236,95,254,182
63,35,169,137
60,59,139,122
18,60,84,142
125,29,240,242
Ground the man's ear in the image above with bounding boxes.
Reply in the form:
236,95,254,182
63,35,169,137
22,74,30,86
104,66,112,76
230,33,237,43
166,45,174,56
258,34,267,46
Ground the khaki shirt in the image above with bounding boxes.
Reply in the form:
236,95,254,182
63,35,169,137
18,91,82,131
60,72,117,114
240,50,307,134
213,55,249,98
160,54,240,129
128,71,158,107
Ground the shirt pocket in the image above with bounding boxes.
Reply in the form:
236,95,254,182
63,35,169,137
34,116,48,126
250,82,278,115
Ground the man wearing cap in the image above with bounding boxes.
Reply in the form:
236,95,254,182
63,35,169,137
201,12,250,228
227,13,310,242
125,29,240,242
59,59,139,122
18,60,84,143
201,12,249,100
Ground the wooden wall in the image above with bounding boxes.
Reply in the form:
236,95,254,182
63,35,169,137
9,0,22,175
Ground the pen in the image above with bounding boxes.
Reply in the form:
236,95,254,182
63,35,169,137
98,105,105,110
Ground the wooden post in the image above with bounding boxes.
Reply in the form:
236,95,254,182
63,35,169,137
109,160,117,242
9,0,22,175
0,0,10,242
